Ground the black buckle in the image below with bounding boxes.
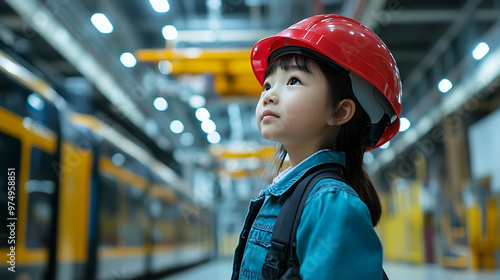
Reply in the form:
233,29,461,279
262,246,285,280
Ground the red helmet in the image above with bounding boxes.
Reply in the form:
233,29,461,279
251,14,402,150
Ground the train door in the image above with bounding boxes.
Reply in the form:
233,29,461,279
0,70,61,280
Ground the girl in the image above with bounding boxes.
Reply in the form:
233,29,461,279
232,14,401,280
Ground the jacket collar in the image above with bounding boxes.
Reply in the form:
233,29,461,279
259,150,346,197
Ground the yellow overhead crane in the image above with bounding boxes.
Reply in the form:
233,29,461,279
135,48,262,97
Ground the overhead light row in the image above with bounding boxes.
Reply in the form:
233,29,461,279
195,107,221,144
152,96,220,144
90,0,175,68
382,42,491,152
438,42,490,94
88,3,215,146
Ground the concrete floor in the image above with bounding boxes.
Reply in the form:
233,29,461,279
160,258,500,280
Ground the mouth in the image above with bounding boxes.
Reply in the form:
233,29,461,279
262,110,279,121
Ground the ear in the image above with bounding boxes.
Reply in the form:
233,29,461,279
327,99,356,126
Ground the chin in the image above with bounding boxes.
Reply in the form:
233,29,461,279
261,131,283,143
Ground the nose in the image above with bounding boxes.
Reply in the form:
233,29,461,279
262,87,278,106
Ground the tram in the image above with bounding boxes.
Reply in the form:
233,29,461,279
0,48,215,280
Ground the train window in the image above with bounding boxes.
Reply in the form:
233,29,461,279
0,131,21,248
152,201,177,245
0,74,26,116
25,147,58,249
98,174,120,246
123,186,145,247
0,73,59,131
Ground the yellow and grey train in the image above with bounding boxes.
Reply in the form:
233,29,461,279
0,48,215,280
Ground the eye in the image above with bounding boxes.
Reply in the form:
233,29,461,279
263,82,271,91
288,77,302,85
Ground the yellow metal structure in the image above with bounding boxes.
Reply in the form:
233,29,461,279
135,48,262,97
467,196,500,269
377,181,425,263
0,108,57,265
56,142,93,263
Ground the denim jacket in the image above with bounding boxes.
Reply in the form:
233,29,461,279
232,150,383,280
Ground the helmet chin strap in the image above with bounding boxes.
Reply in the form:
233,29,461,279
364,114,391,149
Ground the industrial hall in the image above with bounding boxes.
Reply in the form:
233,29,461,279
0,0,499,279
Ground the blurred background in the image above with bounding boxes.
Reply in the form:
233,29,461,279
0,0,499,279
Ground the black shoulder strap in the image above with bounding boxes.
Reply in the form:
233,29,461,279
272,165,346,249
262,164,389,280
262,164,346,279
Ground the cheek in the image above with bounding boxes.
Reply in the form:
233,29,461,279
282,95,329,130
281,99,304,123
282,97,316,125
255,101,262,128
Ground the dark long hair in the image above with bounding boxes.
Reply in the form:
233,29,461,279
266,54,382,226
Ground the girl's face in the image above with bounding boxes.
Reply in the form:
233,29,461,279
255,59,334,148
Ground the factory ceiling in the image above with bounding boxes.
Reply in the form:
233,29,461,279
1,0,499,172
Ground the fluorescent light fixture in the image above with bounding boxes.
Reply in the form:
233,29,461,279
399,117,411,132
189,95,206,108
380,141,390,150
201,119,216,133
162,25,178,40
363,151,374,165
180,132,195,146
472,42,489,60
120,52,137,68
438,79,453,93
158,60,173,74
207,131,221,144
144,119,159,137
154,97,168,111
27,93,45,111
111,153,125,166
184,48,203,59
150,0,170,13
91,13,113,34
170,120,184,133
196,107,210,121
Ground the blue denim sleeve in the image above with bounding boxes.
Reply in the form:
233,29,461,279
296,182,383,280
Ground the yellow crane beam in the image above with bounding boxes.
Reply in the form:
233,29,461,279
134,48,262,97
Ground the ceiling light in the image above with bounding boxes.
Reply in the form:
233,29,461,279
170,120,184,133
207,131,221,144
91,13,113,34
153,97,168,111
111,153,125,166
158,60,173,74
438,79,452,93
144,119,159,137
120,52,137,68
189,95,206,108
201,119,216,133
380,141,390,150
162,25,178,40
27,93,45,111
196,107,210,121
363,152,374,165
180,132,195,146
184,48,203,59
399,117,411,132
472,42,489,60
149,0,170,13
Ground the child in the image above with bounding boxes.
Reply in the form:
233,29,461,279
232,14,401,280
